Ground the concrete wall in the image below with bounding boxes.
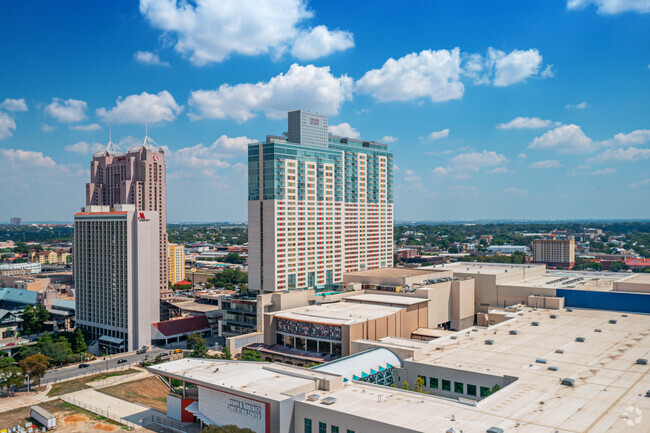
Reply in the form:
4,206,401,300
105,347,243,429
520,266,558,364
613,276,650,293
496,285,558,307
395,361,517,401
294,400,420,433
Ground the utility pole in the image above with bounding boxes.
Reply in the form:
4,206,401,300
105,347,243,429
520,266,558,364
26,373,30,395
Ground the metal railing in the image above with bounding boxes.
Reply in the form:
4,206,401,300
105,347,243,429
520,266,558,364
140,415,201,433
59,396,138,429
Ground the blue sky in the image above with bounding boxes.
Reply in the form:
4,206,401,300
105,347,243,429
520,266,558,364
0,0,648,222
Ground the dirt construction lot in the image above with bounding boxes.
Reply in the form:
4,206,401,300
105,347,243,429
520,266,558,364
99,376,169,413
0,399,121,433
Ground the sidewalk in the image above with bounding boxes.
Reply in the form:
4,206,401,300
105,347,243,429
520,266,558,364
88,369,151,389
0,386,58,413
60,389,166,428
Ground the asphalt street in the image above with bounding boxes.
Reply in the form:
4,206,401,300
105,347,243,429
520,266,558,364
42,346,170,384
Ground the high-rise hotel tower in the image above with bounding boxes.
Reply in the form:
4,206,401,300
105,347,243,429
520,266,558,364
248,110,393,293
86,137,171,300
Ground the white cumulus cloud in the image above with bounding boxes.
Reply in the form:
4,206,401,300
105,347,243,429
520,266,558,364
530,160,562,169
189,64,352,122
567,0,650,14
607,129,650,146
329,123,360,139
64,141,104,154
529,124,595,153
134,50,170,67
97,91,183,124
139,0,352,65
0,112,17,140
45,98,88,123
356,49,464,102
432,167,448,175
0,98,28,112
291,26,354,60
69,123,102,131
497,117,556,129
588,147,650,163
381,136,398,143
566,102,590,109
421,129,450,141
502,187,528,195
462,48,549,87
0,148,56,168
589,168,617,175
630,178,650,188
169,135,256,169
435,150,508,178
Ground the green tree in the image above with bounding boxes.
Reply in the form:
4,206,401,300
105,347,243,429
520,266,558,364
21,305,38,335
220,347,233,360
201,425,255,433
415,376,425,393
19,354,49,385
72,328,87,353
0,365,24,393
402,381,410,391
448,246,459,254
187,333,208,357
241,350,262,362
610,261,628,272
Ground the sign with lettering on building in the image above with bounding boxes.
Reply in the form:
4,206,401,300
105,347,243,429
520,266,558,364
310,118,319,126
228,398,262,419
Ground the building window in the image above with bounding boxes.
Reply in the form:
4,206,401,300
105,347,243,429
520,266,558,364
319,422,327,433
429,377,438,389
305,418,312,433
480,386,490,398
442,380,451,391
467,384,477,396
346,430,355,433
418,375,426,387
454,382,464,393
331,427,339,433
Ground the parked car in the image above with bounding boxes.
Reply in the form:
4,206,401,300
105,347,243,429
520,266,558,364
78,363,90,369
117,359,127,364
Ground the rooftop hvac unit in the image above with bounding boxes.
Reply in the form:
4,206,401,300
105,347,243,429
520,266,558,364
609,319,618,324
485,340,495,345
555,349,565,354
566,307,573,312
535,358,547,364
531,322,540,326
550,315,558,319
594,329,602,333
486,428,504,433
560,378,575,387
509,330,519,335
548,366,559,371
321,397,337,405
575,337,586,342
306,394,320,401
636,359,648,365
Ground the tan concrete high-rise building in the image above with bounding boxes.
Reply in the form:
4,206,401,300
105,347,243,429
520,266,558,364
168,243,185,284
248,110,393,293
532,238,575,269
86,138,171,300
74,204,160,353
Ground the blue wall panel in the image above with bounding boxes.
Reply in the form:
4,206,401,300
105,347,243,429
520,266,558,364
556,289,650,314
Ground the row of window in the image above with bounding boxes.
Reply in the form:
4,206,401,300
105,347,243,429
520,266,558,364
305,419,353,433
417,375,492,398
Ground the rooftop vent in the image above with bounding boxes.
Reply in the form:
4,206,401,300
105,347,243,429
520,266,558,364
576,337,586,342
509,330,519,335
531,322,540,326
548,366,559,371
594,329,602,333
555,349,565,354
485,340,495,345
560,378,575,387
550,315,558,319
566,307,573,312
622,314,628,317
306,394,320,401
536,358,547,364
487,428,504,433
321,397,337,405
609,319,618,324
636,359,648,365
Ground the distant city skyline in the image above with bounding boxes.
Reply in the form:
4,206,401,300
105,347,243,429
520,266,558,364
0,0,648,222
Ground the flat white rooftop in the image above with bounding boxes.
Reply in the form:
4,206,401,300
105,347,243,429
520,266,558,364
431,262,546,275
502,271,626,291
344,293,428,306
273,302,403,325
